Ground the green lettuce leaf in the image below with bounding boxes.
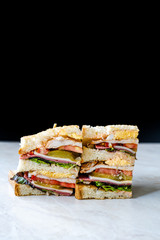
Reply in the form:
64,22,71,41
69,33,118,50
29,157,76,169
95,181,132,192
11,174,29,184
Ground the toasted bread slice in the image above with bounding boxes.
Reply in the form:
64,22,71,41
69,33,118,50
75,183,132,200
19,125,82,155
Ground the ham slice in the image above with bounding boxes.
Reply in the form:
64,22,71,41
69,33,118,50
20,152,36,160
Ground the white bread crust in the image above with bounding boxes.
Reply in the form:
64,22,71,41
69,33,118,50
75,184,132,199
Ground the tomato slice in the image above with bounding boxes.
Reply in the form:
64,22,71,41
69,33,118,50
94,168,132,176
104,142,109,147
95,168,120,175
31,175,75,188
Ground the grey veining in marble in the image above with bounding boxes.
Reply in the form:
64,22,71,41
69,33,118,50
0,142,160,240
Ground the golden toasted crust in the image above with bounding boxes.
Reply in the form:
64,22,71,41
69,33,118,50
19,125,82,155
75,183,132,200
8,170,45,196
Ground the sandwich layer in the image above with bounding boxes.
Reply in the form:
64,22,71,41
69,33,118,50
82,147,135,166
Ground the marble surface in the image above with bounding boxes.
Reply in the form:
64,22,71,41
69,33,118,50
0,142,160,240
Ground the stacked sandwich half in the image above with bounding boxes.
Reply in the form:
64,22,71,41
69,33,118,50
9,125,82,196
75,125,139,199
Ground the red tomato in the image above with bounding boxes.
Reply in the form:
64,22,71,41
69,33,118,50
31,175,75,188
123,143,137,149
94,168,132,176
104,142,109,147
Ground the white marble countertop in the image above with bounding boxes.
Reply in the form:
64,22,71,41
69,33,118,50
0,142,160,240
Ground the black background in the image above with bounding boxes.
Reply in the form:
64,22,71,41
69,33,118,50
1,23,159,142
1,88,160,142
1,53,160,143
1,59,159,142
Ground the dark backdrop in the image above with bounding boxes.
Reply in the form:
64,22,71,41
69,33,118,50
1,31,159,142
1,77,160,142
1,79,159,142
0,105,160,142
